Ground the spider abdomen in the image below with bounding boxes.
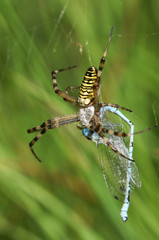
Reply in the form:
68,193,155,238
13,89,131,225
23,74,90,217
78,66,97,106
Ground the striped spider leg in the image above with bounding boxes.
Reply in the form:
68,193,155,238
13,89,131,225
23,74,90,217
93,26,114,106
28,65,82,161
28,114,79,162
65,86,80,94
51,65,78,104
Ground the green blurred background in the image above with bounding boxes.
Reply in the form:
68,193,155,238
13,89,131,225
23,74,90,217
0,0,159,239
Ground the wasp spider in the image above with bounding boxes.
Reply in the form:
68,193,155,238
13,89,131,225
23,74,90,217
27,26,156,163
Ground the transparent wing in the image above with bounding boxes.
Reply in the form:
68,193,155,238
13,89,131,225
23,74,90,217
92,110,141,201
98,135,140,201
130,161,142,188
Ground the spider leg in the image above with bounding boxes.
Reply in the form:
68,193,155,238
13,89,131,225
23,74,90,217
98,103,132,112
29,126,50,162
28,114,79,162
93,27,113,105
27,114,79,133
98,131,134,162
65,86,80,94
97,27,113,80
100,105,157,149
27,119,52,133
102,125,157,137
64,86,80,104
51,65,78,104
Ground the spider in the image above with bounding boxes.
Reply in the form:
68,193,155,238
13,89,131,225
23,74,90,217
27,27,157,221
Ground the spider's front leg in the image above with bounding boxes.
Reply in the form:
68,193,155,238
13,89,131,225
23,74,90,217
93,27,114,106
51,65,78,104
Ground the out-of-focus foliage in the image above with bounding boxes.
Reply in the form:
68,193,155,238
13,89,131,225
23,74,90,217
0,0,159,239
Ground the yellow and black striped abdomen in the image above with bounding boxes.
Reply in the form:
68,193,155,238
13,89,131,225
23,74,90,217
78,66,97,106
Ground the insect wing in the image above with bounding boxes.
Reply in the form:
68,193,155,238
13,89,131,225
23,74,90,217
98,135,129,201
130,162,142,188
